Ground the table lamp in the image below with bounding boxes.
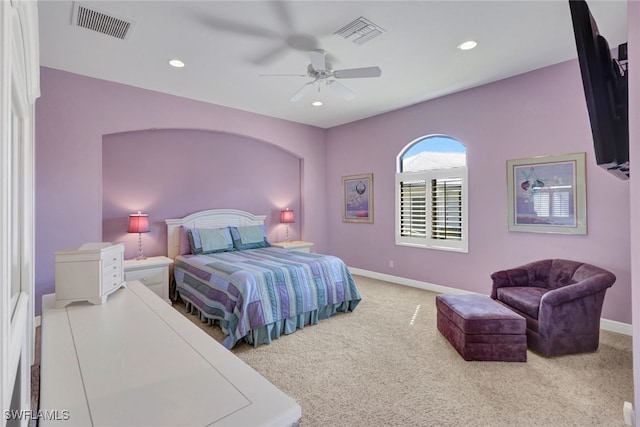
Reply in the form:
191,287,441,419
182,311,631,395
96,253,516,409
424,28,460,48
280,209,294,242
128,211,150,260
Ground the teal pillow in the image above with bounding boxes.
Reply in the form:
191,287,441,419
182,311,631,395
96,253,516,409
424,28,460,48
229,225,271,250
187,227,234,254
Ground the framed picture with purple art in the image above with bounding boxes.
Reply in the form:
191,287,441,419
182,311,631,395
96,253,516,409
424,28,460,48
342,173,374,223
507,152,587,234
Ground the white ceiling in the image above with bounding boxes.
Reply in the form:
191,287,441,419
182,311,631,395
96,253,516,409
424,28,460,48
37,0,628,129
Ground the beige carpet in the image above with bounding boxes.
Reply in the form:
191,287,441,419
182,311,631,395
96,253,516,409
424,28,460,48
174,275,633,427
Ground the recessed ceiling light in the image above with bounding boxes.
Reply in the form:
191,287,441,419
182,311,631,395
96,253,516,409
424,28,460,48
311,101,323,107
168,59,185,68
457,40,477,51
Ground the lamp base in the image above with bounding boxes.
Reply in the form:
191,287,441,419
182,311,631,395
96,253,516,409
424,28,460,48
136,233,146,261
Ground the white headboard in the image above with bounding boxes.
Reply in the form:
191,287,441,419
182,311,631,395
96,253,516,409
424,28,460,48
165,209,267,259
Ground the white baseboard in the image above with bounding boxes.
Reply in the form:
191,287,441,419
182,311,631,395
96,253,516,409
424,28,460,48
601,318,632,335
35,315,41,328
349,267,632,336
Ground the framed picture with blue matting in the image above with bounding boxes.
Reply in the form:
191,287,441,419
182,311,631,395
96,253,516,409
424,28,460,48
342,173,374,223
507,152,586,234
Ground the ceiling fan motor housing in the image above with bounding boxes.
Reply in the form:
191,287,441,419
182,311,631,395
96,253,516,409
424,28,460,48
307,63,333,79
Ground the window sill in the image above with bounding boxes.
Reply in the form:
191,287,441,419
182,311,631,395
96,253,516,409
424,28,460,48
395,241,468,253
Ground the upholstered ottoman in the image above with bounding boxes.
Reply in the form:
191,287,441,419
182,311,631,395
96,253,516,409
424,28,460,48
436,294,527,362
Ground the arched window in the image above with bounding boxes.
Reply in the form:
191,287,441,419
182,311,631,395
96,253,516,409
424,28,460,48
395,135,468,252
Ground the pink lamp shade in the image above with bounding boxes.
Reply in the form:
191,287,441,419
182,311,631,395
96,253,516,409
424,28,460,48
128,212,150,234
280,209,294,242
128,211,149,260
280,209,295,224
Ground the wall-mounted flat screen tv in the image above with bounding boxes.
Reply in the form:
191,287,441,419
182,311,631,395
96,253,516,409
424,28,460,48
569,0,628,180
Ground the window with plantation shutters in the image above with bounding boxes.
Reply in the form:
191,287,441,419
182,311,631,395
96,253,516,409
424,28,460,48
395,136,467,252
399,178,427,238
431,177,463,241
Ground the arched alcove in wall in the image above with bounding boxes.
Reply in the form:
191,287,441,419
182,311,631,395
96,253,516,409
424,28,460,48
102,128,302,259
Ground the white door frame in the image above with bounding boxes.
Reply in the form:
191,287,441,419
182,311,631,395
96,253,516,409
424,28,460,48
1,1,39,425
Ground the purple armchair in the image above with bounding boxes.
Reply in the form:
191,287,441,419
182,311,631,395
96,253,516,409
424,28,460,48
490,259,616,356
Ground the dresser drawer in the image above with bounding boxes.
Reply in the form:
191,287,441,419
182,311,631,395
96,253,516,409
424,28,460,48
103,262,122,291
125,266,166,287
102,246,124,267
103,261,121,279
102,275,123,295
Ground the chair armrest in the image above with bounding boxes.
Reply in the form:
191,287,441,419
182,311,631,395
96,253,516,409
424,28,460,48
540,274,615,307
490,268,529,298
537,274,615,338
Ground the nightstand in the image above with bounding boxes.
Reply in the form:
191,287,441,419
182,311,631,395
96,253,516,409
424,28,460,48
270,241,314,253
123,256,173,303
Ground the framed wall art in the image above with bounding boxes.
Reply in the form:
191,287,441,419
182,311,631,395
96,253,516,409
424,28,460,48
342,173,374,223
507,152,586,234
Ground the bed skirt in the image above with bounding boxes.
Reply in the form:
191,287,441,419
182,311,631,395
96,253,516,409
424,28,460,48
181,293,360,348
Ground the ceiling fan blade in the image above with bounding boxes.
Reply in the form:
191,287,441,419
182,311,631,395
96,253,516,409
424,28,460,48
260,73,307,77
251,44,290,66
333,66,382,79
271,0,295,33
290,81,315,102
327,80,356,100
307,49,326,71
198,15,281,40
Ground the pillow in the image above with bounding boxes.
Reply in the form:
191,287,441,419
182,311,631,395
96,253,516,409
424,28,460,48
229,225,271,250
187,227,234,254
179,226,191,255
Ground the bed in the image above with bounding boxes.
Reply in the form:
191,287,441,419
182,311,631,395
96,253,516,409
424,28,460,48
165,209,361,349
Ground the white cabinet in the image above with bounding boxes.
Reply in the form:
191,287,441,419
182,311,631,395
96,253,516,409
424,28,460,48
270,240,314,253
123,256,173,303
40,282,301,427
54,242,125,308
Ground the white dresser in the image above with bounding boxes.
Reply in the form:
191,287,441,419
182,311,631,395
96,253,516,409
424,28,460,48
40,282,301,427
54,242,125,308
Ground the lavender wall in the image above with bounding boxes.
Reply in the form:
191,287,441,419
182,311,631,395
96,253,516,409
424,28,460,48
102,129,301,260
36,60,632,324
326,58,631,324
35,67,325,315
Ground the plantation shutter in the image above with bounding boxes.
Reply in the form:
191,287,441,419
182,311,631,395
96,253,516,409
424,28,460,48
399,179,427,237
431,177,463,241
395,162,467,252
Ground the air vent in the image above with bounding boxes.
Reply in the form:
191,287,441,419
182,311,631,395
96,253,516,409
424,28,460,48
334,17,385,45
72,3,134,40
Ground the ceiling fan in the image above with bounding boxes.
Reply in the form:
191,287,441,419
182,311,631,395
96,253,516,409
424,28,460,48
263,49,382,102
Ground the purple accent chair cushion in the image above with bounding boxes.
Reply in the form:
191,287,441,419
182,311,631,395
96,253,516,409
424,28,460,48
436,294,527,362
490,259,616,356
